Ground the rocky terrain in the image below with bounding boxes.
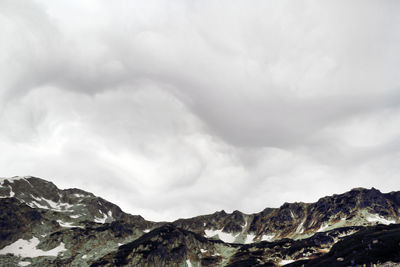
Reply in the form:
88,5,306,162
1,176,400,266
173,187,400,243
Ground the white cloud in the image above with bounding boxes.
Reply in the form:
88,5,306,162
0,0,400,221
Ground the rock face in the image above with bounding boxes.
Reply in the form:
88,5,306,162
1,176,400,267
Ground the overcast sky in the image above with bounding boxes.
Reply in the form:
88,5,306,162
1,0,400,221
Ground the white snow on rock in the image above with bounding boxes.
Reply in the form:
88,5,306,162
9,186,15,197
0,237,66,257
26,195,75,212
18,261,31,266
244,233,256,244
279,259,295,265
204,229,238,243
186,259,193,267
366,214,395,225
57,220,81,228
296,219,306,234
69,214,81,219
261,234,275,242
94,210,113,223
200,248,207,253
290,210,295,219
28,201,48,209
242,220,248,229
0,186,15,198
46,199,74,211
82,254,87,259
317,223,329,232
0,176,26,186
143,229,151,233
94,212,108,223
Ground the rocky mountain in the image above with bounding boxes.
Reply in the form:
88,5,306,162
173,187,400,244
1,176,400,266
0,176,157,266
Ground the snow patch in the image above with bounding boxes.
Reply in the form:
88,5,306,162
27,196,75,212
0,176,25,186
261,234,275,242
280,259,295,265
0,237,66,257
46,199,74,211
242,219,248,229
244,233,256,244
82,254,87,259
290,210,295,219
186,259,192,267
200,248,207,253
0,186,15,198
9,186,15,197
57,220,81,228
73,193,86,198
296,218,306,234
366,214,395,225
143,229,151,233
69,214,81,219
94,212,108,223
18,261,31,266
317,223,329,232
204,229,238,243
30,201,49,209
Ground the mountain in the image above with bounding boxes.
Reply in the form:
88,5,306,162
173,187,400,243
1,176,400,266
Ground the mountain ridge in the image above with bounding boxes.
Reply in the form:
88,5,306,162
1,176,400,266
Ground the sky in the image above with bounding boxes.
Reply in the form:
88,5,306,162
1,0,400,221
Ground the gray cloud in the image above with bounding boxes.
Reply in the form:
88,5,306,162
1,0,400,221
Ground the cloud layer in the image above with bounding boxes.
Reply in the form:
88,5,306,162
1,0,400,220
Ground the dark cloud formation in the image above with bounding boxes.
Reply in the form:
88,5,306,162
1,0,400,220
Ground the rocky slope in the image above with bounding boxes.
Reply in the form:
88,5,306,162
288,223,400,267
1,176,400,266
92,224,363,267
173,187,400,243
0,176,154,227
0,176,157,266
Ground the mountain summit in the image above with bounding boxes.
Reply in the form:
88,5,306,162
1,176,400,266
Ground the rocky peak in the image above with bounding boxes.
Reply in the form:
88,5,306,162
0,176,154,229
